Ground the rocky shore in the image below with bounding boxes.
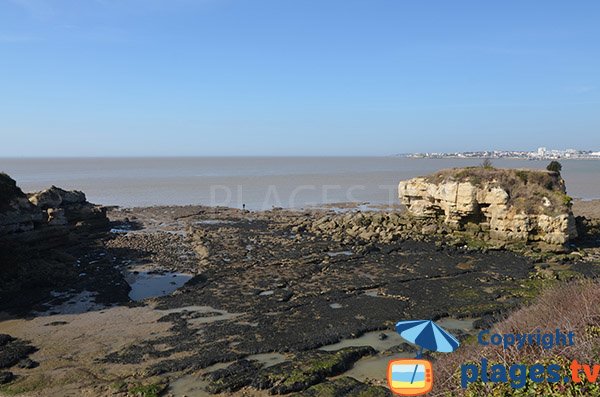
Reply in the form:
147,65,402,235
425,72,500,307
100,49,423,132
0,170,599,396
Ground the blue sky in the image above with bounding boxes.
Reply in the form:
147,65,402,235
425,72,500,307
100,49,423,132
1,0,599,156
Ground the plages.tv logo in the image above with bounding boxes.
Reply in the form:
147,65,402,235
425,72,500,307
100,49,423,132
387,320,460,396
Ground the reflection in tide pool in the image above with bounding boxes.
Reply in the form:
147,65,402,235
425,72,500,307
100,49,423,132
339,351,413,384
125,268,192,301
318,330,414,385
319,318,475,384
168,354,287,396
168,372,213,397
247,352,288,368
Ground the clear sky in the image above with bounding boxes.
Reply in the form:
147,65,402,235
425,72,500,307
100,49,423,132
1,0,599,156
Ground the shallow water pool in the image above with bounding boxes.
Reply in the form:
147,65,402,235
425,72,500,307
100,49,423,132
125,267,193,301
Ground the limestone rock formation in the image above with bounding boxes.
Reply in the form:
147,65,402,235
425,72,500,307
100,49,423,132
0,173,109,245
28,185,108,230
398,167,578,245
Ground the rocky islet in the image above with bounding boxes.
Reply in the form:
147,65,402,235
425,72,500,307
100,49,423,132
399,167,578,246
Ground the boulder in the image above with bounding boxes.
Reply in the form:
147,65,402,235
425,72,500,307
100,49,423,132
28,186,86,208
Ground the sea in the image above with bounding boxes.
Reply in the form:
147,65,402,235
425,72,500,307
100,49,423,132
1,157,599,210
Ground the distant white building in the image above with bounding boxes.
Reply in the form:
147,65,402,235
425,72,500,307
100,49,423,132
537,147,547,157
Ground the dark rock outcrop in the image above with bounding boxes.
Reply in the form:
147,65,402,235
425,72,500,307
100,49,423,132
253,347,376,394
204,359,263,393
0,334,36,369
0,173,42,236
0,173,112,311
201,347,377,395
0,371,14,385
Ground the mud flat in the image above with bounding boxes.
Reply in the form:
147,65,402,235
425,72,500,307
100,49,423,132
1,202,599,396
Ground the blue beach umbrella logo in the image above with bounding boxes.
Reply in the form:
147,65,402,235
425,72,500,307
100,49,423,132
395,319,460,357
387,320,459,395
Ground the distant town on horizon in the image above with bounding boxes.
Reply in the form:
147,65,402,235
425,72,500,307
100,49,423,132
398,147,600,160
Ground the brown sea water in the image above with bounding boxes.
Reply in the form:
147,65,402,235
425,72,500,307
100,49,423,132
1,157,598,210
